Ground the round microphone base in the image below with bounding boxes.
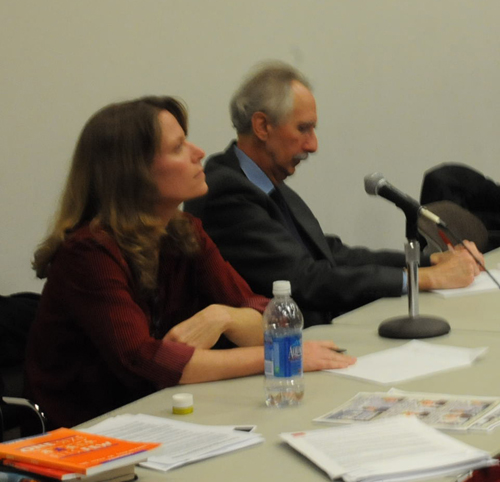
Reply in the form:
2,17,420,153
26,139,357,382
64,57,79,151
378,315,450,339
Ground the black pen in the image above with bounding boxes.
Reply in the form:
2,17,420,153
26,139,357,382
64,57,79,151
332,348,347,353
461,243,500,289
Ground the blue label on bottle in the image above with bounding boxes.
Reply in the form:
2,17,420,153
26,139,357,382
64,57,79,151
264,333,302,377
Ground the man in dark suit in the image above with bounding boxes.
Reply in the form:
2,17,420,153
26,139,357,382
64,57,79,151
184,61,481,327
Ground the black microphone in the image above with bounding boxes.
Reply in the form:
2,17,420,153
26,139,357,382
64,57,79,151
364,172,446,227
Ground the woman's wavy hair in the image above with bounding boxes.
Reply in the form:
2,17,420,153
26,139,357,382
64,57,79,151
33,96,200,293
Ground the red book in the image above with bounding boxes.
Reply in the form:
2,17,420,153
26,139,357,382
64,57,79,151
2,458,77,480
2,458,137,481
0,428,159,476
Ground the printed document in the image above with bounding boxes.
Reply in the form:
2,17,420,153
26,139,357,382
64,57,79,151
83,413,263,472
281,416,496,482
325,340,487,385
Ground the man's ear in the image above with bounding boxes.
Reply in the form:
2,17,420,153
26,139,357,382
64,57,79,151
251,112,270,141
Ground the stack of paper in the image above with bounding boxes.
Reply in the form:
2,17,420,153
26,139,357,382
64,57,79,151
326,340,487,385
281,416,496,482
84,413,264,472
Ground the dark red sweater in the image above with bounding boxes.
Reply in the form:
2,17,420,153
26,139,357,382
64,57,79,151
25,215,268,427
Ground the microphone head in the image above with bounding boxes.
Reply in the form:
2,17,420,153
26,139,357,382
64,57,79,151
364,172,385,195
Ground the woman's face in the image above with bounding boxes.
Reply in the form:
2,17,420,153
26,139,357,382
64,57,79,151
151,110,207,211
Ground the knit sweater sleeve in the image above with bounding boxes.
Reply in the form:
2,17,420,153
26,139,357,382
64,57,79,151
55,229,195,389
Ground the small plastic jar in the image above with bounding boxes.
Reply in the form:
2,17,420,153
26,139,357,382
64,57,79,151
172,393,194,414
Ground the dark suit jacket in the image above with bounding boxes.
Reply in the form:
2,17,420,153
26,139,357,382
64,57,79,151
185,142,414,327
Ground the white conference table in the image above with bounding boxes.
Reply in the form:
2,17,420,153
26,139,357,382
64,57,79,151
335,248,500,333
77,248,500,481
79,324,500,482
334,289,500,333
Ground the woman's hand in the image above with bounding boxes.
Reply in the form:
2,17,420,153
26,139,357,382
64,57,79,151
163,304,232,349
303,340,356,371
179,340,356,385
164,304,264,349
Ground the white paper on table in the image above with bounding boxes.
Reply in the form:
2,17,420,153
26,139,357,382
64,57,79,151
83,413,264,472
325,340,487,385
432,269,500,297
280,415,495,482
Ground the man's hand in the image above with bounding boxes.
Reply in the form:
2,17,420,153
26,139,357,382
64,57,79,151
420,242,481,290
303,340,356,371
430,240,484,276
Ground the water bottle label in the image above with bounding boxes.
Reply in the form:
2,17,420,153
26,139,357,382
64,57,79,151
264,333,302,377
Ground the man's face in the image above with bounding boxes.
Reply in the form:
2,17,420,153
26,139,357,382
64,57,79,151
264,81,318,184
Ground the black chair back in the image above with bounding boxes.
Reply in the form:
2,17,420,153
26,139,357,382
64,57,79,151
0,292,46,441
421,163,500,252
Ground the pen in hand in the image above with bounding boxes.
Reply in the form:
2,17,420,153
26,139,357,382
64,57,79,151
331,348,347,354
462,244,500,289
438,228,500,290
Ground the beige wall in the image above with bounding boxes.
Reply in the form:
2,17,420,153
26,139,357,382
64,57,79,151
2,0,500,293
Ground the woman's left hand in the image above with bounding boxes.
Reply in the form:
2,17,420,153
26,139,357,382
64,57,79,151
163,304,232,349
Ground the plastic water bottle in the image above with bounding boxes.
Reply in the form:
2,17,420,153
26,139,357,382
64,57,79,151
263,280,304,407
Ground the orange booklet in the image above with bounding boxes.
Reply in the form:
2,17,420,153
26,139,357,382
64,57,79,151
0,428,159,476
2,458,137,481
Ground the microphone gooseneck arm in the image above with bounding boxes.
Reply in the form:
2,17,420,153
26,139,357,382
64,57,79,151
365,172,451,339
364,172,447,228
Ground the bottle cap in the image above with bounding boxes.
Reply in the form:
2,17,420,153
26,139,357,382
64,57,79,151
172,393,194,414
272,280,291,296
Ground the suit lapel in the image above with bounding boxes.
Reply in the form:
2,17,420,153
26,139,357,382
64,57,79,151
279,184,334,263
223,142,333,263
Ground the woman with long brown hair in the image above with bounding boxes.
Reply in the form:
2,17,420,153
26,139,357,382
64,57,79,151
26,96,354,428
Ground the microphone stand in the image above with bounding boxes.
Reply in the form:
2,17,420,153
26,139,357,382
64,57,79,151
378,211,451,339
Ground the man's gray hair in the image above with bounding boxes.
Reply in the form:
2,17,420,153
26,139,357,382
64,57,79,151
230,61,312,135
